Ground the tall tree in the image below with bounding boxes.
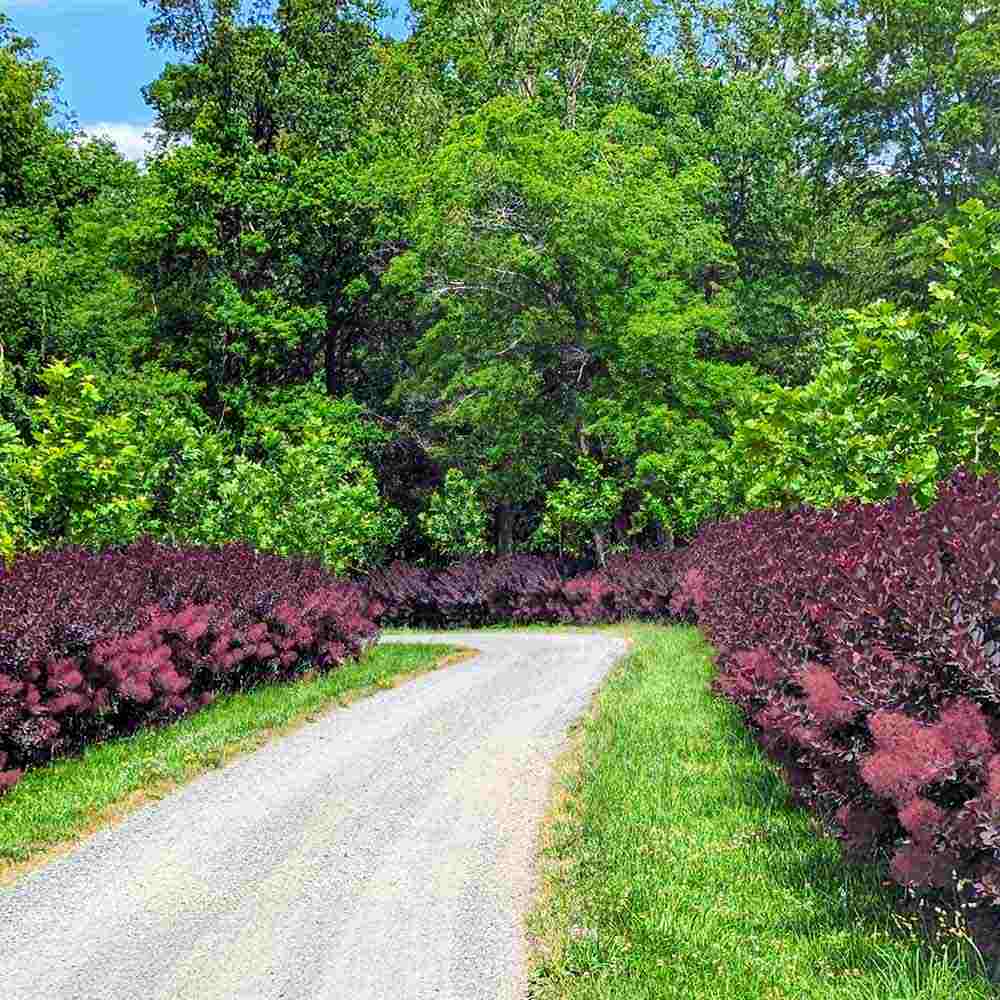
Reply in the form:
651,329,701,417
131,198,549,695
810,0,1000,209
0,16,144,427
661,0,1000,209
384,97,730,551
406,0,657,125
128,0,390,400
142,0,384,152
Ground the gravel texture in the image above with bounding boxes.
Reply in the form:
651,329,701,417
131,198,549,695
0,630,626,1000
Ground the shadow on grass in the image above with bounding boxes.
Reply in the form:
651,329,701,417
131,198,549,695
707,686,991,982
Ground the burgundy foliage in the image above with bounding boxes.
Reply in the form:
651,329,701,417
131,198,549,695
375,468,1000,953
366,550,678,629
0,539,381,793
674,470,1000,954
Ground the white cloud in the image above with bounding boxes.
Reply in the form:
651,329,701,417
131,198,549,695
81,120,159,162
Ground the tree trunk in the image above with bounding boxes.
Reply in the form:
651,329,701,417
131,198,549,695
496,503,514,556
592,526,608,567
325,327,344,397
655,522,675,552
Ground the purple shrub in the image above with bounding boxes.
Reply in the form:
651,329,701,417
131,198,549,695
10,467,999,957
0,539,380,792
600,550,677,621
369,471,1000,956
368,555,571,627
684,470,1000,957
367,550,680,629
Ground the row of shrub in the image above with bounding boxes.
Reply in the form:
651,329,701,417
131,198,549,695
0,540,680,798
0,538,381,794
670,469,1000,961
3,471,999,961
366,550,677,629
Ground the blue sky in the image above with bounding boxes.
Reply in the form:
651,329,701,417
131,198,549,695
3,1,409,158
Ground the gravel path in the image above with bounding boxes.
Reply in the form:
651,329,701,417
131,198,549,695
0,630,626,1000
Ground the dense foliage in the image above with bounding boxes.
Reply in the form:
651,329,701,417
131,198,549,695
728,200,1000,510
0,364,400,568
0,1,996,565
0,539,380,793
671,470,1000,961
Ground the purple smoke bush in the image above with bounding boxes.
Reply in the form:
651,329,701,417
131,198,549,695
367,550,677,628
5,469,1000,959
677,470,1000,956
0,538,380,791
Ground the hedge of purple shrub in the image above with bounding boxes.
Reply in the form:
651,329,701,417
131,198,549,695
671,470,1000,958
4,470,1000,961
0,539,381,794
366,550,677,628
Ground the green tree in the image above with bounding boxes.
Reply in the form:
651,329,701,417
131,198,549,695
0,14,58,211
533,456,623,560
128,0,389,401
385,97,730,551
419,468,490,558
641,65,833,382
665,0,1000,210
142,0,385,153
810,0,1000,209
407,0,657,124
165,386,403,569
730,200,1000,509
3,361,205,549
0,415,28,563
0,16,148,429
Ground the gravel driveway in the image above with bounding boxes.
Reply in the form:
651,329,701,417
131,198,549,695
0,630,626,1000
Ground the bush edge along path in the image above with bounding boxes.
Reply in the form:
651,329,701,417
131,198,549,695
1,617,998,994
527,626,995,1000
0,642,466,884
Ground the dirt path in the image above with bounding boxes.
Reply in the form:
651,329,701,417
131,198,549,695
0,631,625,1000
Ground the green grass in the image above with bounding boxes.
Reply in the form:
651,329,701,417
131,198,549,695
528,625,996,1000
0,642,462,877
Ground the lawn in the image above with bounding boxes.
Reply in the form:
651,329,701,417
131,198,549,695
528,625,995,1000
0,641,463,881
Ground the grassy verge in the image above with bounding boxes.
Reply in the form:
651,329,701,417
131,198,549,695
528,625,995,1000
0,642,467,882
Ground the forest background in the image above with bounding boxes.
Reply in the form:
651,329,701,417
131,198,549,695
1,0,998,570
